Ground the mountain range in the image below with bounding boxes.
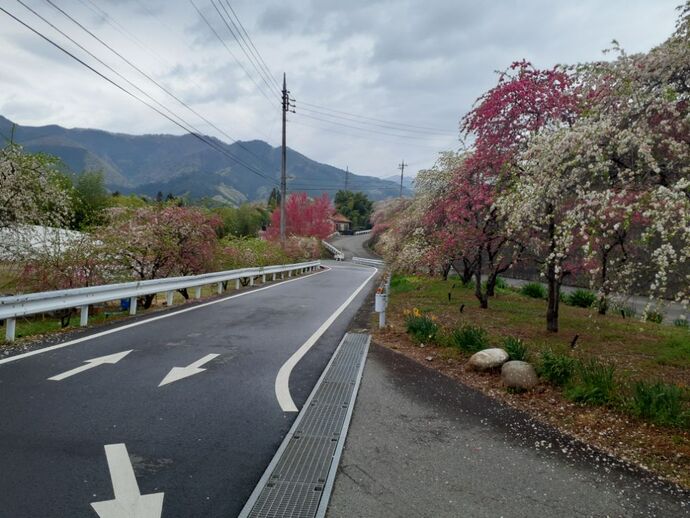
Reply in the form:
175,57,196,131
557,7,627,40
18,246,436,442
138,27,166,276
0,115,411,205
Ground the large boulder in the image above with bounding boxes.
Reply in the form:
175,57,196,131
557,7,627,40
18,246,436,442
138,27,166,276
467,348,509,371
501,360,539,390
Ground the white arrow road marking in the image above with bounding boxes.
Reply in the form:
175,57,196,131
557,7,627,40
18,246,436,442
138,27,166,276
47,350,133,381
275,265,377,412
158,353,220,387
91,443,164,518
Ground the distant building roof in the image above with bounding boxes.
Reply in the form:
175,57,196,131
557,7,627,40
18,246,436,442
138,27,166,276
331,213,351,223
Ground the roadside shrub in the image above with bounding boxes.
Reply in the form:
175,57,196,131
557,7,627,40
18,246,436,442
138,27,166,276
538,350,576,386
521,282,546,299
566,289,597,308
449,324,489,353
645,311,663,324
405,308,438,343
629,381,689,428
673,318,688,328
565,359,617,406
503,336,528,361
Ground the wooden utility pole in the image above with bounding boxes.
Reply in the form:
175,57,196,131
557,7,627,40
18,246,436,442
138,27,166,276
398,160,407,198
345,165,349,190
280,73,288,241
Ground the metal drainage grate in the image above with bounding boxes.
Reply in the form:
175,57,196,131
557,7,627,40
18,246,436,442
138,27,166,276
240,333,370,518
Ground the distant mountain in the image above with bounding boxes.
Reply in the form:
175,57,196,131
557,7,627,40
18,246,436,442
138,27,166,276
382,174,415,190
0,115,411,205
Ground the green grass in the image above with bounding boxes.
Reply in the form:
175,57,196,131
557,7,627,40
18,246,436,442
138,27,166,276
566,289,597,308
565,359,617,406
656,335,690,367
629,380,689,428
405,312,438,343
448,325,489,353
520,282,546,299
390,274,416,294
503,336,529,361
538,350,576,386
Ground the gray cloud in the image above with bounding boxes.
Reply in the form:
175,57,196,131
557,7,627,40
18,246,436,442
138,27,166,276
0,0,681,179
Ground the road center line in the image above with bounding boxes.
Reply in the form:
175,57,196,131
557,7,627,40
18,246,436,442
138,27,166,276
274,266,377,412
0,266,330,366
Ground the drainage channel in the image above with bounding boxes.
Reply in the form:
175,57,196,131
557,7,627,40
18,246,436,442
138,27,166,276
239,332,371,518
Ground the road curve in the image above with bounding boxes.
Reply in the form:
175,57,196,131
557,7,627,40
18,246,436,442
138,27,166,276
0,262,376,518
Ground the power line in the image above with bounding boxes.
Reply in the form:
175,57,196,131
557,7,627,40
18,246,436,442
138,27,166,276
297,100,450,133
293,112,447,141
1,6,279,186
222,0,281,91
290,119,446,149
190,0,277,107
39,0,278,177
295,104,453,136
214,0,279,96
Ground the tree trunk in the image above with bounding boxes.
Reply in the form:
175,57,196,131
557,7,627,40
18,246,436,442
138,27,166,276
441,262,451,281
474,253,488,309
461,259,473,286
177,288,190,300
546,272,560,332
141,294,155,309
486,272,498,298
598,251,609,315
546,204,559,332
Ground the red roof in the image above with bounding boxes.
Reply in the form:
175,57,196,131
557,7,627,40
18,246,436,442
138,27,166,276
331,213,351,223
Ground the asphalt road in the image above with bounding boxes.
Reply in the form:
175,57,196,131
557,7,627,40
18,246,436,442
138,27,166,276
328,233,377,260
0,262,376,518
328,344,690,517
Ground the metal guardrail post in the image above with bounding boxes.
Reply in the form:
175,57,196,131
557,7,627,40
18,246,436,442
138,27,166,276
129,297,137,316
5,318,16,342
217,282,223,294
236,279,240,290
166,291,174,306
80,305,89,327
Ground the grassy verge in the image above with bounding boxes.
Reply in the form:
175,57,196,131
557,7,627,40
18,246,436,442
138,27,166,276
374,274,690,488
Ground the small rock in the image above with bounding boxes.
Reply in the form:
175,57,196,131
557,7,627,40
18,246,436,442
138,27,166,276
467,348,509,371
426,356,433,361
501,360,539,390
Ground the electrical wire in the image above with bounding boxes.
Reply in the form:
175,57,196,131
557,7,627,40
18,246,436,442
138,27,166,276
1,6,279,185
38,0,279,176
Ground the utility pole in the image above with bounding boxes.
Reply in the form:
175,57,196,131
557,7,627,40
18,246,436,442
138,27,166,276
280,73,288,242
345,165,349,190
398,160,408,198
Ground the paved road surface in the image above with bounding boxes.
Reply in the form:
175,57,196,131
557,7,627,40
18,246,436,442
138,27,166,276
0,262,376,517
328,344,689,517
328,233,377,261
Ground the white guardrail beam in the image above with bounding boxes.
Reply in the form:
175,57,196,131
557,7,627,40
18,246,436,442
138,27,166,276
354,229,372,235
1,260,321,342
321,240,344,261
352,256,385,268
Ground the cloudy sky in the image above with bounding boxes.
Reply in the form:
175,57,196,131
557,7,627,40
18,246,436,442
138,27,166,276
0,0,681,179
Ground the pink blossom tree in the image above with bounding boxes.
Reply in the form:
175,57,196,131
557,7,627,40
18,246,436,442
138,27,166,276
99,206,220,307
265,192,335,240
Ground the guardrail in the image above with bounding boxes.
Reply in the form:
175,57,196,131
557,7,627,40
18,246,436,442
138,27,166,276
1,260,321,342
354,229,372,235
321,240,344,261
352,256,385,268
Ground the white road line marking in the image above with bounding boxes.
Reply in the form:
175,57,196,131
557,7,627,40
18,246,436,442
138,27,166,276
274,266,377,412
47,350,132,381
158,353,219,387
91,443,164,518
0,267,329,366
